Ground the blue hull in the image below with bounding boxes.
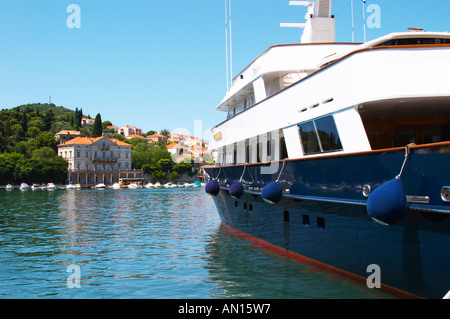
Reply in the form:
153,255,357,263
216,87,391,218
204,144,450,298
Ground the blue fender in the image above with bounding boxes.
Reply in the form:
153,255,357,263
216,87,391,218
366,178,407,225
262,182,283,204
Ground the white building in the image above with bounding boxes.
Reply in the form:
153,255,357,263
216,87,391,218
58,136,132,172
118,125,144,138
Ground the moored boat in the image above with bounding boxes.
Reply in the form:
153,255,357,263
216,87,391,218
95,183,106,189
5,184,13,191
47,183,56,190
66,183,76,190
112,182,121,189
203,0,450,299
19,183,30,191
193,181,201,187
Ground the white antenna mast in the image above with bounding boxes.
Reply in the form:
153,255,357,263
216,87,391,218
224,0,229,91
229,0,233,88
351,0,355,42
224,0,233,91
362,0,366,42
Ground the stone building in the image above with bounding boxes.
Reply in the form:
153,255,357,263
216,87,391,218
58,135,142,186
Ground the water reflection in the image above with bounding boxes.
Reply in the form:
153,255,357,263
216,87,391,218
0,188,398,298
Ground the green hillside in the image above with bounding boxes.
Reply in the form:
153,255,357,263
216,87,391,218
14,103,74,117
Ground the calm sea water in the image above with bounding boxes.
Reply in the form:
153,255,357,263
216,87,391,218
0,187,398,299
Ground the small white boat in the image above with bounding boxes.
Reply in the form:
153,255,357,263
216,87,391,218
127,183,138,189
153,182,161,188
31,184,40,191
163,183,171,188
112,182,121,189
144,182,154,188
47,183,56,190
19,183,30,191
5,184,13,191
66,183,76,190
184,182,193,188
95,183,106,189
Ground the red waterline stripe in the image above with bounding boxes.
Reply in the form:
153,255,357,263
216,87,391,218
221,222,422,299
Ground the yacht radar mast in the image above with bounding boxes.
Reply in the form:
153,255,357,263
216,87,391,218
280,0,335,43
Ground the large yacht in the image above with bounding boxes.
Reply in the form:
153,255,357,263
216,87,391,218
203,0,450,299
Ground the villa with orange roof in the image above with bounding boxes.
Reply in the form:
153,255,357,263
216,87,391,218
147,133,168,144
119,125,145,138
58,135,136,186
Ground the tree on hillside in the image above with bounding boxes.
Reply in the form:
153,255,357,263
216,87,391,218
34,131,59,151
42,109,55,131
75,107,83,131
21,112,28,132
92,113,103,137
160,129,170,138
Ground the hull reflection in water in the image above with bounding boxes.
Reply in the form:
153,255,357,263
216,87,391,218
0,188,398,298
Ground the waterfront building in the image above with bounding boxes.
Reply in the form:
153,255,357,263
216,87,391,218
57,135,140,186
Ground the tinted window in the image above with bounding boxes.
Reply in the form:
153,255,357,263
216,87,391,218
315,116,343,151
376,38,450,46
299,121,321,154
299,116,342,155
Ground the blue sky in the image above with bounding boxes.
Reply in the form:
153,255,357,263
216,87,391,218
1,0,449,140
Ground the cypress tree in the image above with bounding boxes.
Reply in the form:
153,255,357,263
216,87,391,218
21,112,28,132
92,113,103,137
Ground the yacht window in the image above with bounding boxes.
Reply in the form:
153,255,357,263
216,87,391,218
280,135,288,159
299,115,342,155
245,139,250,163
376,38,450,46
299,121,321,154
222,147,226,165
256,137,261,163
267,132,272,157
393,130,416,147
315,116,343,152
